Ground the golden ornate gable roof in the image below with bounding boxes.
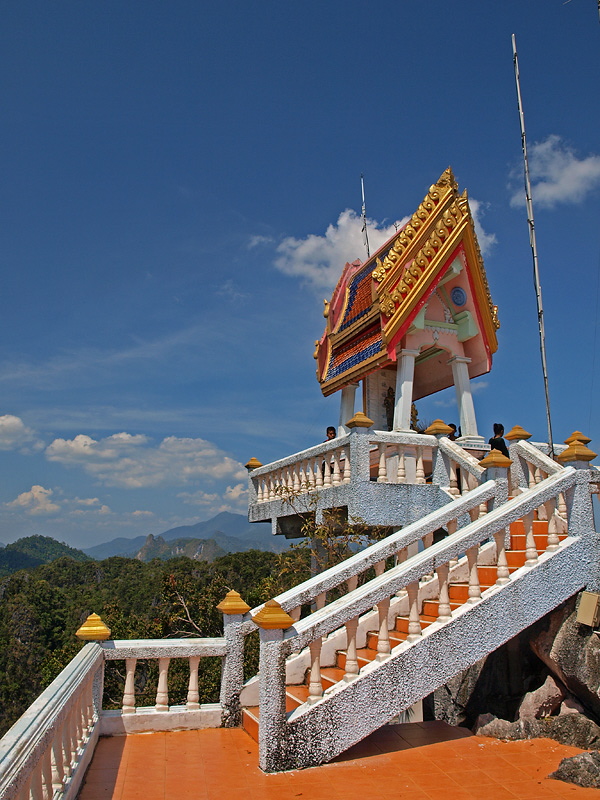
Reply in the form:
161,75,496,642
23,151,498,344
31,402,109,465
315,168,499,397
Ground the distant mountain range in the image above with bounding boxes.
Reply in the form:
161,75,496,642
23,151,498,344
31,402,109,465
83,512,289,560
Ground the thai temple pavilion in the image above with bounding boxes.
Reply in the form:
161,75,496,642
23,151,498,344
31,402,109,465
2,171,599,799
316,167,499,445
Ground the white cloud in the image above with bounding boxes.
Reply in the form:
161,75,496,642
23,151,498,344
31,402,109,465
468,199,497,256
45,432,247,489
178,489,220,506
274,210,407,291
510,135,600,209
0,414,41,452
248,234,274,249
7,485,61,516
178,482,247,514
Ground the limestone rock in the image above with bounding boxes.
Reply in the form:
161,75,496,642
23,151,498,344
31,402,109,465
529,595,600,720
549,751,600,788
518,675,565,720
560,696,585,715
475,711,600,750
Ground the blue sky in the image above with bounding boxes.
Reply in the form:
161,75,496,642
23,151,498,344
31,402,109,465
0,0,599,548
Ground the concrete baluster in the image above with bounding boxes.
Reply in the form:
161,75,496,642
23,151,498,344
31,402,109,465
30,765,44,800
395,548,408,594
523,512,538,565
40,747,53,800
342,449,351,483
376,597,391,660
17,774,32,800
466,546,481,603
315,591,327,611
308,638,323,702
155,657,170,711
289,606,301,622
492,529,510,584
558,492,568,518
122,658,137,714
343,617,360,680
293,464,301,491
421,533,434,580
449,461,460,497
51,734,66,792
377,443,387,482
61,709,73,777
415,446,425,484
323,457,332,487
527,461,536,489
314,457,323,488
544,498,560,551
187,655,201,710
397,447,406,483
406,582,422,642
346,575,358,594
447,519,459,566
332,450,341,486
436,563,452,622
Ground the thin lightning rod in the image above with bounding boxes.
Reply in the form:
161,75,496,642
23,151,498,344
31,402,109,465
512,33,555,458
360,174,370,258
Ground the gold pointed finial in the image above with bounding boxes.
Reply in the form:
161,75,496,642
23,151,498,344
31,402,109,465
479,450,513,468
505,425,532,441
76,613,111,641
346,412,374,429
557,440,597,464
245,457,262,471
252,599,295,630
323,299,330,318
424,419,453,436
217,590,251,616
564,430,592,446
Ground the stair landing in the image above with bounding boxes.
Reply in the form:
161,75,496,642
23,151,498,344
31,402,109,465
79,724,595,800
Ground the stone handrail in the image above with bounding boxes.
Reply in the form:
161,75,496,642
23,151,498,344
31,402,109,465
249,428,489,502
255,464,586,772
0,637,231,799
281,467,577,652
243,479,498,634
0,642,104,800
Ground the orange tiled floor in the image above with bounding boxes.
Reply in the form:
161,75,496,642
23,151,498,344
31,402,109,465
78,721,599,800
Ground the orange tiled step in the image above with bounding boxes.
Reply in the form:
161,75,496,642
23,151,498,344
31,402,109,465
510,519,549,536
421,599,462,617
509,533,551,550
366,630,406,650
336,647,377,671
320,666,345,688
506,551,527,569
242,707,259,741
394,614,436,634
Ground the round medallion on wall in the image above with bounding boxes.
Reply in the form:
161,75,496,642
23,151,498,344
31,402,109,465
451,287,467,307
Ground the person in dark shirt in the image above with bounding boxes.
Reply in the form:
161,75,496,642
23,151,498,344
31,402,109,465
488,423,510,457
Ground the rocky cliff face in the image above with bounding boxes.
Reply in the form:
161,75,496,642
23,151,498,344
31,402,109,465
432,593,600,788
429,594,600,728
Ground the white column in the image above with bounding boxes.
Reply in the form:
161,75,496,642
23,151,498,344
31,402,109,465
448,355,481,442
393,349,420,431
338,383,359,435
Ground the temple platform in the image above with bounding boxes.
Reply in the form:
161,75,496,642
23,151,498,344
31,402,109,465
78,721,596,800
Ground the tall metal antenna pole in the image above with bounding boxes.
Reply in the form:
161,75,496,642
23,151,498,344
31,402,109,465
512,33,555,457
360,174,370,258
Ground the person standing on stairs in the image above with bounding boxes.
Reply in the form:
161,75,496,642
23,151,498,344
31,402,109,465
488,423,509,458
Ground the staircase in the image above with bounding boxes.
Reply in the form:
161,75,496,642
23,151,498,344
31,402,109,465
241,514,568,742
236,438,600,772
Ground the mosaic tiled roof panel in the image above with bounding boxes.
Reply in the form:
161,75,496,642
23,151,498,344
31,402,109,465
325,323,383,382
338,264,373,332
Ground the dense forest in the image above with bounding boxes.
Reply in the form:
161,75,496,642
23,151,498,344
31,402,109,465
0,547,310,737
